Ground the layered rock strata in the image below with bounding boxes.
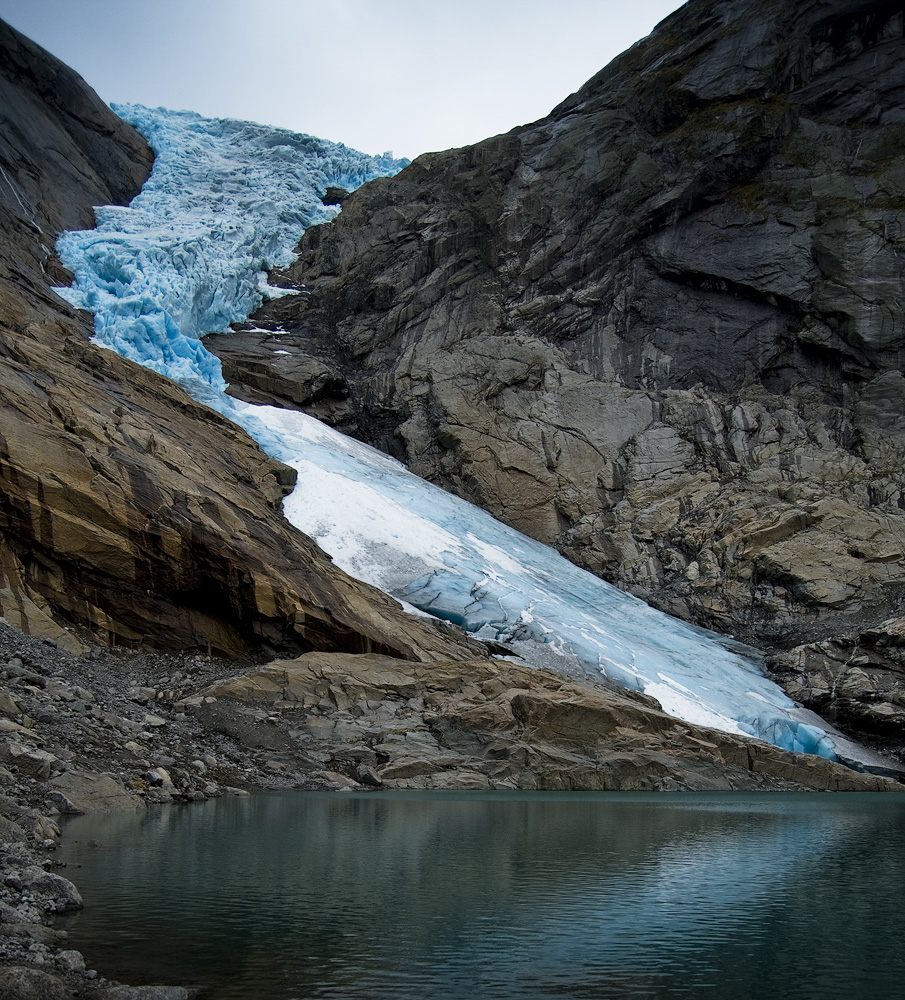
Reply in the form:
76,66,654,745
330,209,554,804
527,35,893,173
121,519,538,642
199,650,900,793
219,0,905,676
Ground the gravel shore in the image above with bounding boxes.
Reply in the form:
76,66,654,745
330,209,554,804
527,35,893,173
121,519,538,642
0,620,295,999
1,617,900,998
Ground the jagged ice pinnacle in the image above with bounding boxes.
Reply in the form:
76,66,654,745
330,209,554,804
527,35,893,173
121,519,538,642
56,105,841,762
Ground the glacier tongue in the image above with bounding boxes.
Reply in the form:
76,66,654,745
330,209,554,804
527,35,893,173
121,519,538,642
57,105,839,761
56,104,407,386
231,397,836,757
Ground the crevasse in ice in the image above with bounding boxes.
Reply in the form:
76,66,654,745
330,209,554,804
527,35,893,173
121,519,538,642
56,105,838,761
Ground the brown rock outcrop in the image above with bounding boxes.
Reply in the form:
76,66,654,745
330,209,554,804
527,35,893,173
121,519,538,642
0,18,483,664
216,0,905,665
199,650,901,792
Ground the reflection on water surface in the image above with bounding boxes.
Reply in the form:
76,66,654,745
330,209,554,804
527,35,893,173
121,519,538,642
58,791,905,999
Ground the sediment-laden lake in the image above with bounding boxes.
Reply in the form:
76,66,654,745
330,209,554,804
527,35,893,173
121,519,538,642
57,791,905,999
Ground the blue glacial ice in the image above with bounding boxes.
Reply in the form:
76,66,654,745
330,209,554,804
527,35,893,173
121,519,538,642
57,104,407,387
233,399,838,757
56,106,841,761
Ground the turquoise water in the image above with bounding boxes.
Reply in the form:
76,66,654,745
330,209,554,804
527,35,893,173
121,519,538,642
57,791,905,999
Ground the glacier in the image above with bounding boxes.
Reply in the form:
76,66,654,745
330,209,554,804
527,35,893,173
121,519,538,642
56,104,406,388
57,105,847,762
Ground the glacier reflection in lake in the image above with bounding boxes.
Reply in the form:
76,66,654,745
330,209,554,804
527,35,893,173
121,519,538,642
58,791,905,1000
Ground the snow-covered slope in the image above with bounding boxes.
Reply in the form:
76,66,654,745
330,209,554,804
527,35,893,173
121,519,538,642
56,106,841,761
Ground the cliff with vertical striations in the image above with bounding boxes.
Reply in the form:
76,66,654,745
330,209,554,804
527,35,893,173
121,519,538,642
214,0,905,740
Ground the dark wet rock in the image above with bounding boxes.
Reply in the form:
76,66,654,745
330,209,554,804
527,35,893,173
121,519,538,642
220,0,905,665
768,617,905,745
0,18,152,278
0,966,68,1000
321,185,350,205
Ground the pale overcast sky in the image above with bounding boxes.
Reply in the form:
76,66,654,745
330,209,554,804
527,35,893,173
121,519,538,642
0,0,686,160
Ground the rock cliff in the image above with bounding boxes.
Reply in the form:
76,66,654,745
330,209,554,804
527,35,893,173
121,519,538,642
0,18,482,665
220,0,905,700
767,615,905,739
1,7,902,786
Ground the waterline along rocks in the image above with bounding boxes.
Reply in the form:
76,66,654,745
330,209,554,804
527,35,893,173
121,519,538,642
0,616,897,993
2,4,905,995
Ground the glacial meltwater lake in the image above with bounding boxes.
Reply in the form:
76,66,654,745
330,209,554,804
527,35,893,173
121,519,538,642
56,791,905,1000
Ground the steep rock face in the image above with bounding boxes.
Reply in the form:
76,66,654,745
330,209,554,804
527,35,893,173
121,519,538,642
0,19,153,305
767,616,905,740
0,19,482,664
219,0,905,659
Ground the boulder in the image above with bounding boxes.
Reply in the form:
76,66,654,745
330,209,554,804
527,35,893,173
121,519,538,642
47,771,144,814
0,815,25,843
0,744,55,780
8,866,81,912
0,797,59,843
0,967,68,1000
